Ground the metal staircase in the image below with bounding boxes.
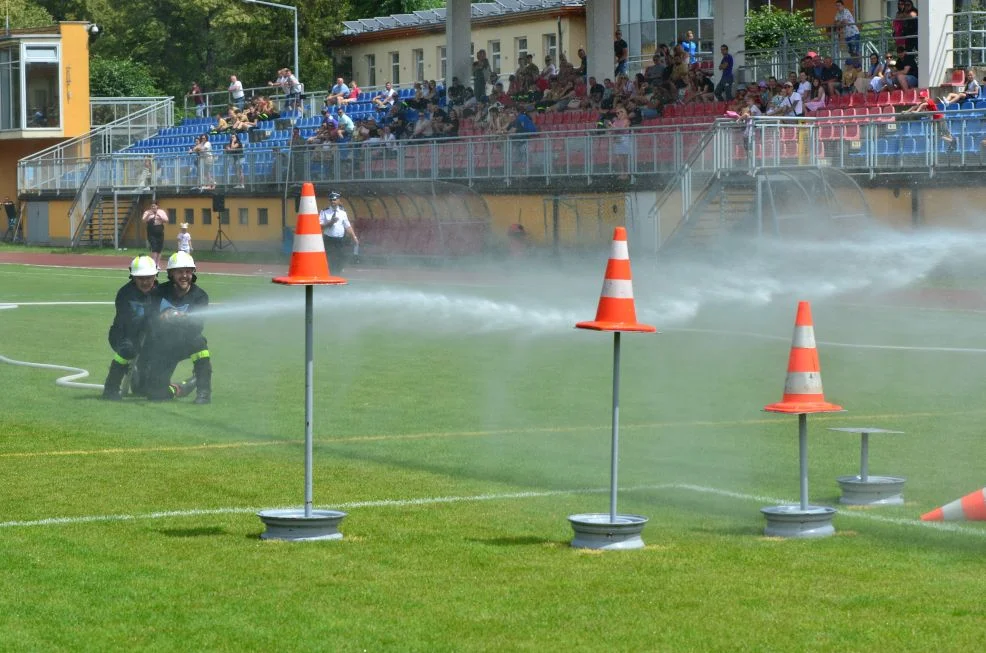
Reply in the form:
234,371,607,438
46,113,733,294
80,195,141,247
672,174,758,249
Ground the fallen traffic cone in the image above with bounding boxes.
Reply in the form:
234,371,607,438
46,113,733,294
764,301,842,414
576,227,656,333
274,182,347,286
921,487,986,521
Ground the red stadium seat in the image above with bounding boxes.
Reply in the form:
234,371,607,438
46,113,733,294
888,90,904,104
876,91,890,105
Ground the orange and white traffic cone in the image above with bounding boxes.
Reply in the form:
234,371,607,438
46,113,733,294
764,301,842,414
921,487,986,521
576,227,656,333
273,182,347,286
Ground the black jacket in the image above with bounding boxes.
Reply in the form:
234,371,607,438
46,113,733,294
109,280,157,344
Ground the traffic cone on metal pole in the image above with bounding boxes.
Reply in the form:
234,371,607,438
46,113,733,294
260,181,348,542
921,487,986,521
760,301,843,538
569,227,655,550
764,301,842,414
273,182,347,286
576,227,656,333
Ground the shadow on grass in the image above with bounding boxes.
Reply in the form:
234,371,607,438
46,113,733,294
159,526,227,538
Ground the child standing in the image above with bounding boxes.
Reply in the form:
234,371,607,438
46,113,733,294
177,223,193,255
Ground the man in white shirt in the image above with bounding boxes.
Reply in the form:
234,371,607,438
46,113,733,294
318,191,359,275
767,81,803,117
373,82,398,110
229,75,244,110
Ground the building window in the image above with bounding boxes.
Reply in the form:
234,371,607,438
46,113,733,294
390,51,400,85
366,54,376,87
437,46,447,81
167,208,177,224
543,34,557,63
202,208,212,225
0,46,21,131
24,44,60,129
488,40,501,74
258,207,268,225
515,37,528,68
238,207,249,225
412,48,424,82
220,207,230,225
184,208,194,225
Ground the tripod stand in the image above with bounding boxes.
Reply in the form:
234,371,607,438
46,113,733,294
212,211,237,252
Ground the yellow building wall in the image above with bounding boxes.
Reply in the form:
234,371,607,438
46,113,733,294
60,22,92,138
0,139,64,203
482,192,626,246
342,16,586,87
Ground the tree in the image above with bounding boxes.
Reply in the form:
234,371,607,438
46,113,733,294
88,55,162,97
349,0,444,20
744,6,822,51
4,0,56,28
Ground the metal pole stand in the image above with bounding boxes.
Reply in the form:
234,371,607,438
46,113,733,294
760,413,837,538
569,333,648,550
830,427,906,506
212,221,238,252
258,285,346,541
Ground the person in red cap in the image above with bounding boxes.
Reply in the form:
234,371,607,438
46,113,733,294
903,90,956,152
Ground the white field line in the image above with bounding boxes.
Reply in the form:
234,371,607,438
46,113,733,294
1,483,982,538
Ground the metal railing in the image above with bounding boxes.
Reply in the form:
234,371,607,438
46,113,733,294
68,159,103,246
90,97,172,127
18,97,175,194
948,12,986,69
22,108,986,199
739,18,898,84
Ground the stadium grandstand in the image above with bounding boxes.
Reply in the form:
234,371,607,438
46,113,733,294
7,0,985,257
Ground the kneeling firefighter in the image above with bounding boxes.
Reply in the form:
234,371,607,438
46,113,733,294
101,255,159,400
138,251,212,404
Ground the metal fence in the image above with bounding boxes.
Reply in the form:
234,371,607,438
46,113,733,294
90,97,173,127
18,98,175,195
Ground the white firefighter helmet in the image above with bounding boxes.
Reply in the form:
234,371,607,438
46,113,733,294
167,251,196,270
129,255,158,277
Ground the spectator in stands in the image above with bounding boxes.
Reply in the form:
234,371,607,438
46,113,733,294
229,75,245,111
820,56,843,97
448,77,467,106
210,112,229,135
373,82,397,110
189,82,206,118
614,30,628,76
336,107,355,141
901,1,918,53
834,0,860,58
716,44,734,101
941,68,980,106
804,77,828,112
576,47,588,78
490,81,513,108
137,156,154,192
507,105,538,161
894,45,918,90
796,71,812,98
893,0,908,50
326,77,350,106
904,90,955,152
283,68,302,109
340,79,361,106
524,54,540,80
606,104,632,180
224,132,245,188
680,30,698,65
766,81,804,117
860,52,888,93
190,134,215,190
473,49,495,101
645,53,666,86
542,55,559,80
842,61,860,95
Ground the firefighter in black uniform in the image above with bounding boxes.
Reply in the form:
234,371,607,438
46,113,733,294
101,256,160,400
138,251,212,404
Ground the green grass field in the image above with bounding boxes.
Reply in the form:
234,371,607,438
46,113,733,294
3,250,986,652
